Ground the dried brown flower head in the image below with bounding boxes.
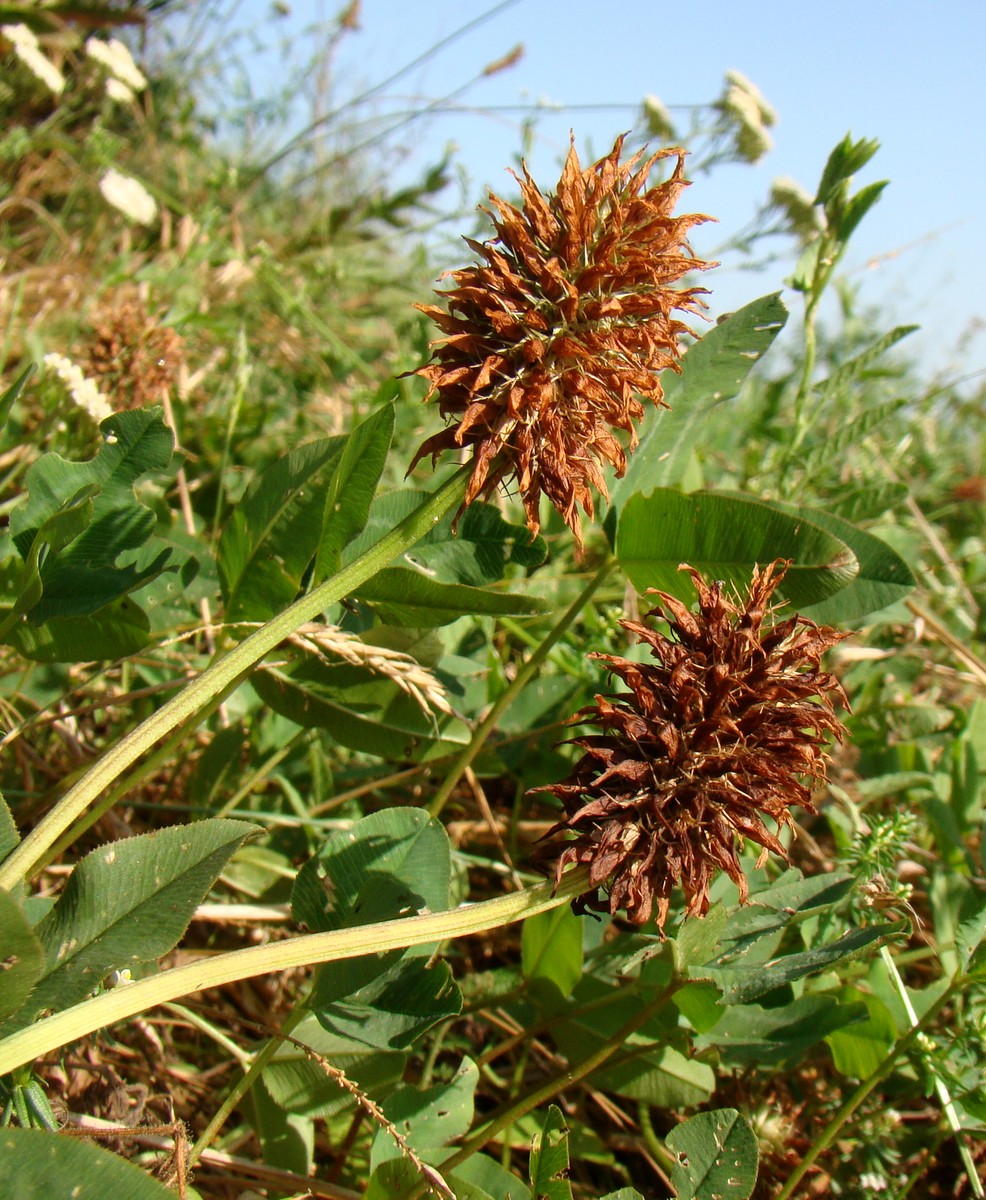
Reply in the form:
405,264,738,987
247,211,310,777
533,561,851,932
409,135,714,551
86,300,183,408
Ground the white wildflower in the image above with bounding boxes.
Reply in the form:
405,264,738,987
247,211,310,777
641,94,675,142
105,77,135,104
725,68,777,127
43,353,114,425
770,175,824,239
1,23,39,51
722,84,773,163
85,37,147,92
5,33,66,96
99,168,157,226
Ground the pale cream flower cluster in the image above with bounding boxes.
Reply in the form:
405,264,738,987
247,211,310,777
1,23,65,96
85,36,147,104
721,69,776,164
641,94,675,143
43,354,114,425
99,168,157,226
770,176,824,241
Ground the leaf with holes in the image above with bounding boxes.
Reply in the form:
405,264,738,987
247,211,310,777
529,1105,573,1200
666,1109,759,1200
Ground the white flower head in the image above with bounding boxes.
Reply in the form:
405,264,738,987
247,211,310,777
725,68,777,127
105,77,136,104
6,36,65,96
43,353,114,425
1,23,39,51
641,94,675,142
99,168,157,226
85,36,147,92
770,175,824,238
722,84,773,163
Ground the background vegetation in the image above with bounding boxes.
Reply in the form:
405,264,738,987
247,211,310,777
0,3,984,1198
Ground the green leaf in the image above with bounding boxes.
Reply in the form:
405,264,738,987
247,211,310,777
828,481,909,524
529,1105,573,1200
294,808,451,935
824,986,898,1077
294,810,461,1048
771,504,915,623
246,1075,314,1177
599,1191,645,1200
0,364,35,427
956,898,986,974
701,921,908,1005
451,1155,533,1200
522,906,583,1002
218,436,345,623
264,1015,406,1119
701,994,866,1066
0,1127,176,1198
314,954,462,1051
9,409,175,623
0,793,19,862
0,890,42,1023
316,404,394,580
673,906,730,973
347,491,546,585
592,1043,715,1107
370,1059,478,1170
609,294,788,509
838,180,888,241
814,133,881,206
3,594,152,662
355,566,547,627
616,489,857,608
2,819,256,1033
665,1109,759,1200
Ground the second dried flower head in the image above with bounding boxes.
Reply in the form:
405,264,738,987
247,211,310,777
410,135,714,551
533,562,850,932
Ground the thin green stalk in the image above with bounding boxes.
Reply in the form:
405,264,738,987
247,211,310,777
0,466,471,892
189,1003,308,1166
427,558,612,818
773,976,961,1200
215,730,306,818
637,1101,676,1179
0,867,589,1076
162,1002,252,1068
879,946,983,1198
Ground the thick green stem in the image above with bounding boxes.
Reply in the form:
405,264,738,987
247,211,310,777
0,467,470,891
427,558,611,818
0,867,589,1076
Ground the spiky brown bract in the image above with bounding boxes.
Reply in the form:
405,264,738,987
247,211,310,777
533,561,851,932
408,135,714,551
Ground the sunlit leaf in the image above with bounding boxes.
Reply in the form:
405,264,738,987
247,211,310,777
666,1109,758,1200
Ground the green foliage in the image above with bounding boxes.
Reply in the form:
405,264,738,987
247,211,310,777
0,19,981,1196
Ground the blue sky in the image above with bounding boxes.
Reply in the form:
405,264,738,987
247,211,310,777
243,0,984,384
